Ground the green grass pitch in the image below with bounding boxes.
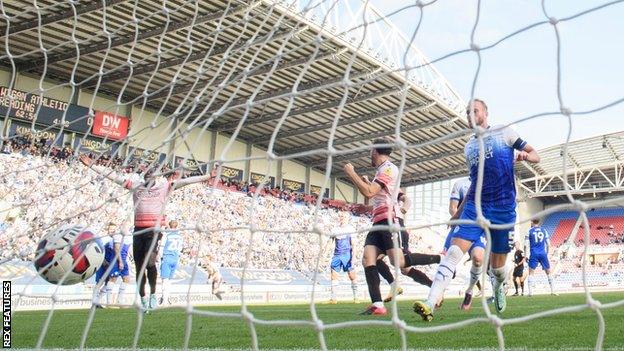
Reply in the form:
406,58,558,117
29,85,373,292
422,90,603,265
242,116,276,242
11,292,624,350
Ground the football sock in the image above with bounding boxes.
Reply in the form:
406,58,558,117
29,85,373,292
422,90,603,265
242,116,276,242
351,280,358,300
547,274,555,294
466,263,483,295
492,266,507,291
404,252,441,267
162,279,171,302
105,284,112,305
376,259,394,284
364,265,382,303
426,245,463,306
118,282,127,303
330,279,338,301
147,265,157,295
406,268,432,287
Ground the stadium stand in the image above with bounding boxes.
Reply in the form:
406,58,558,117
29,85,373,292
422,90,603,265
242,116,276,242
541,208,624,246
0,145,432,275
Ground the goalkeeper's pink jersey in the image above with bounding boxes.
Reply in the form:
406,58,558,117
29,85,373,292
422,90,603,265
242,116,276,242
123,178,172,228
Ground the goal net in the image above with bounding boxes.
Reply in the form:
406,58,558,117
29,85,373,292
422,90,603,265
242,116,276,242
0,0,623,350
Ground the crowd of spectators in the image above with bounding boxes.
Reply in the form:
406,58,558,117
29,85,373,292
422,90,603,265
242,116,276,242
2,134,75,161
3,134,359,213
0,141,412,274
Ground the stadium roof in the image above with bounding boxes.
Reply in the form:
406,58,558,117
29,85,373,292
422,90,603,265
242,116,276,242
516,130,624,201
0,0,471,187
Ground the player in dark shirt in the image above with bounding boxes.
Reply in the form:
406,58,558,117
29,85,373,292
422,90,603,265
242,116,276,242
512,241,526,296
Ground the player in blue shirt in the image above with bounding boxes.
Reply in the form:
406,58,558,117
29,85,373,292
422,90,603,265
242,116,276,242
108,223,131,305
329,212,358,304
446,178,497,310
526,219,556,296
93,222,121,307
414,99,541,321
159,220,184,306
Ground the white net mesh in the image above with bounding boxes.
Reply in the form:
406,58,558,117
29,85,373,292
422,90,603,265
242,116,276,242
1,0,623,350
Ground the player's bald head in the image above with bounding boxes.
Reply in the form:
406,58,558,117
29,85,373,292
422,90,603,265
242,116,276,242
466,98,488,127
471,99,487,111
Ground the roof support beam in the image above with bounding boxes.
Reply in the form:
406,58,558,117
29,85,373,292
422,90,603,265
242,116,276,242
309,150,370,166
251,101,435,144
219,87,401,132
18,2,251,70
602,137,621,161
285,118,461,155
204,69,373,130
330,148,465,178
141,47,341,102
401,166,468,187
0,0,127,37
91,27,299,86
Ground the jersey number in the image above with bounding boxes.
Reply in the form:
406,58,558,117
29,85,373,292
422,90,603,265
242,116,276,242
533,231,545,243
167,238,182,252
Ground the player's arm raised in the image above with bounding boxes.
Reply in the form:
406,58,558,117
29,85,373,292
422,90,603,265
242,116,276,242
171,173,213,189
343,163,381,198
79,154,126,186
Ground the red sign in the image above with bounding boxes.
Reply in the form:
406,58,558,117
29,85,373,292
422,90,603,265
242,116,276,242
92,111,129,140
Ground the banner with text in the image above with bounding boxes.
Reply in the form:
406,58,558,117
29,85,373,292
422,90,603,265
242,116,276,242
250,172,275,188
219,166,243,182
92,111,129,140
174,156,207,175
0,86,92,134
310,185,330,198
220,268,312,285
73,136,120,157
128,146,166,165
282,179,305,193
8,122,64,147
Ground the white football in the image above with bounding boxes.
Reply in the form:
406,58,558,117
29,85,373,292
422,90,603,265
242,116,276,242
33,225,105,285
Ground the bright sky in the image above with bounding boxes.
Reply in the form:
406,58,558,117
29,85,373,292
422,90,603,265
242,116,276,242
366,0,624,149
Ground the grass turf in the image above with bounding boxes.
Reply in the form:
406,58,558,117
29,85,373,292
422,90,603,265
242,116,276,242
10,292,624,350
